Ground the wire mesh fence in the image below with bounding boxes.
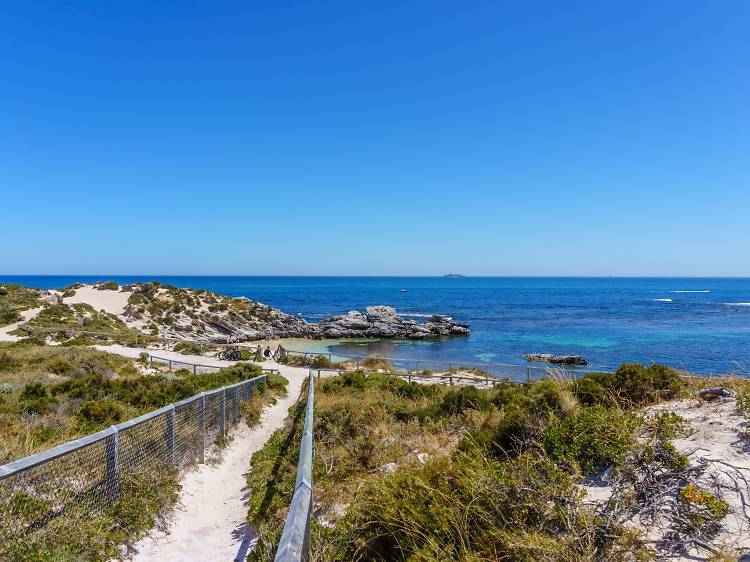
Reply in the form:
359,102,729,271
0,374,267,555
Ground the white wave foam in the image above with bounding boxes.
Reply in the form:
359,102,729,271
654,298,673,302
670,290,710,293
725,302,750,307
401,312,453,321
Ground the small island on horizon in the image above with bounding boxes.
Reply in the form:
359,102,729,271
443,273,465,278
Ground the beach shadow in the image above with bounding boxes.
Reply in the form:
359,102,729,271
251,400,305,525
232,520,257,562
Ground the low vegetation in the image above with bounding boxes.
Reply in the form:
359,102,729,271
0,342,264,463
245,363,749,561
241,372,289,426
0,284,42,327
0,342,274,561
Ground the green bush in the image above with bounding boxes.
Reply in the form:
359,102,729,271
542,406,639,474
0,306,21,325
97,281,119,291
331,452,596,561
76,400,126,426
19,383,57,414
425,385,490,418
574,363,683,409
0,352,18,371
174,341,203,355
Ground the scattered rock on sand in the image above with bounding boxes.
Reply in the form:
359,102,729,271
697,387,737,400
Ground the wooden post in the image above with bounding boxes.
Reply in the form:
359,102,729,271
527,367,531,383
168,360,172,373
193,364,197,375
415,361,420,375
449,375,454,386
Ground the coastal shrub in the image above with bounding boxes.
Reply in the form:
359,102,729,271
0,305,21,325
332,452,596,561
360,355,395,372
542,405,639,474
460,379,575,457
241,373,289,426
425,385,491,418
19,383,57,415
574,363,682,409
96,280,119,291
309,355,335,369
76,399,126,427
0,285,41,326
0,352,18,371
679,484,729,527
642,410,691,440
173,341,203,355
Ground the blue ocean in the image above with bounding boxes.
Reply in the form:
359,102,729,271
3,276,750,375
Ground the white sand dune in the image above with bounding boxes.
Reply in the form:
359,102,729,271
583,397,750,559
63,285,131,315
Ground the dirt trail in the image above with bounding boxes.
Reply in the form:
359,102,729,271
0,307,42,342
127,360,309,562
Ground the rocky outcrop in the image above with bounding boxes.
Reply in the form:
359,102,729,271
27,282,471,344
311,306,470,340
525,353,588,366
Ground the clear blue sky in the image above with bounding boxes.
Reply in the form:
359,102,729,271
1,1,748,276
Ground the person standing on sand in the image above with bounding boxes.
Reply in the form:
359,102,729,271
264,345,271,358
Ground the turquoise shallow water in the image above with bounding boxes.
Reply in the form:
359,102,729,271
3,276,750,375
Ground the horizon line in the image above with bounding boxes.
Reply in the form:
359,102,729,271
3,274,750,279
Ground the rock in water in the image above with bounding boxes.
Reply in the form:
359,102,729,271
313,307,470,340
525,353,588,366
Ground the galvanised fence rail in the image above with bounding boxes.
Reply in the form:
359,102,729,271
147,353,280,376
0,373,268,552
275,371,314,562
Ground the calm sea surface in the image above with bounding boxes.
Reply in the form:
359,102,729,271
2,276,750,374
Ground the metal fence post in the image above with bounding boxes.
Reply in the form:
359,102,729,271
166,405,176,464
105,427,119,501
233,386,239,425
221,388,227,437
199,393,206,464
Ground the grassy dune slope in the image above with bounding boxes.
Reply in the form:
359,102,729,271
246,366,750,561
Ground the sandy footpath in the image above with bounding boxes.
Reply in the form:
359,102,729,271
127,360,310,562
94,344,240,368
0,307,42,342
